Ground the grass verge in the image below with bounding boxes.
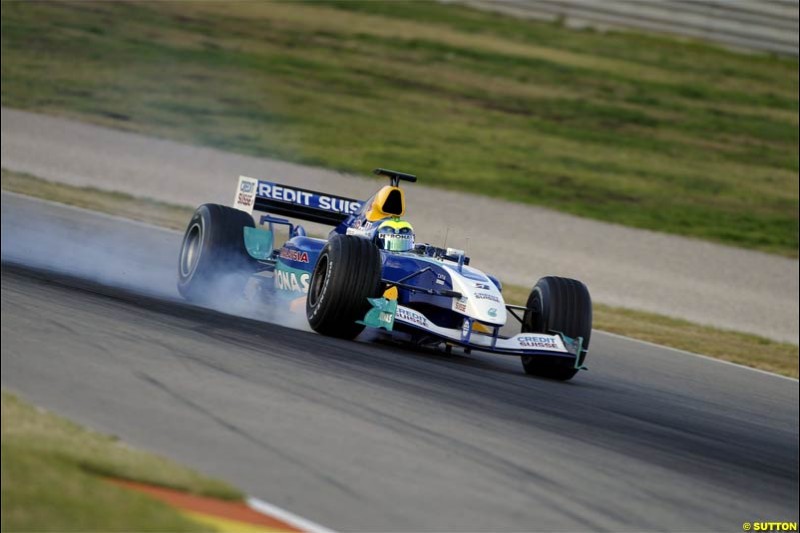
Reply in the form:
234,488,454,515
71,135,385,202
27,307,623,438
501,285,798,378
1,390,241,532
1,1,797,256
2,169,797,378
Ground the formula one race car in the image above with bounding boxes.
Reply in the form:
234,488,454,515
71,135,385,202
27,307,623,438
177,168,592,380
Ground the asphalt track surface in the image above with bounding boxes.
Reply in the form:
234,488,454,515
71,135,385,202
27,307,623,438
2,193,798,531
2,107,798,344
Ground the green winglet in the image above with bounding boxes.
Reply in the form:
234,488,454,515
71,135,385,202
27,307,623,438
357,297,398,331
572,336,588,371
554,331,589,371
243,227,274,260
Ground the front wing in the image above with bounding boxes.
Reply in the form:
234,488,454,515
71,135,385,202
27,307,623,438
360,298,587,369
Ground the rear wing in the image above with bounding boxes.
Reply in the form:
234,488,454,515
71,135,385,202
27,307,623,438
233,176,363,226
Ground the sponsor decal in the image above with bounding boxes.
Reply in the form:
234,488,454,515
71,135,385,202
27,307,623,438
461,318,471,343
396,307,428,328
453,296,468,313
346,227,373,237
275,269,310,293
474,292,500,303
279,248,310,263
237,193,254,207
475,282,491,290
234,176,258,214
352,220,375,231
517,335,561,350
257,182,361,215
487,308,497,318
358,297,397,331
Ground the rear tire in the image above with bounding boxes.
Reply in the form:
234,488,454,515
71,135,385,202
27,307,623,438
306,234,382,339
177,204,256,302
521,276,592,381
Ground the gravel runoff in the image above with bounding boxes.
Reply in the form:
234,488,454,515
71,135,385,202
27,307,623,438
1,107,797,344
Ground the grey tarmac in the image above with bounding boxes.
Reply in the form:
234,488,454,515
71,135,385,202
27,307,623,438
1,107,797,343
1,193,797,531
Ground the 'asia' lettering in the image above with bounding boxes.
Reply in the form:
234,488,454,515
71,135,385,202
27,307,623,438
280,248,310,263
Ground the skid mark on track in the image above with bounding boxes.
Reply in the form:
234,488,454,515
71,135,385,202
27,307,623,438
135,372,361,500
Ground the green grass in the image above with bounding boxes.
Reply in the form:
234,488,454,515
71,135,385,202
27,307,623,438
1,1,796,256
1,391,241,531
2,168,796,378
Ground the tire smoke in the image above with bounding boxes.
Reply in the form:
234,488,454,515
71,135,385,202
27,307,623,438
1,194,311,331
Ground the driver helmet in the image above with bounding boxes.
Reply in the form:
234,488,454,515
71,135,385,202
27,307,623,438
376,218,415,252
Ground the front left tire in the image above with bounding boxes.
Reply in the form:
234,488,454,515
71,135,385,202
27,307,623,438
306,234,382,339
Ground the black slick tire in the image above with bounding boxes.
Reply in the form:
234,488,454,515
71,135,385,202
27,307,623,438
306,234,382,339
521,276,592,381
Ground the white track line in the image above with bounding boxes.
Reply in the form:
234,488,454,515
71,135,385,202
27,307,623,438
596,329,798,382
247,497,336,533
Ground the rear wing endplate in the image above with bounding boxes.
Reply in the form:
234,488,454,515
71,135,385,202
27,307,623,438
233,176,363,226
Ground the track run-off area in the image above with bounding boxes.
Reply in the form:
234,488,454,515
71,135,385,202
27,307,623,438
1,193,797,531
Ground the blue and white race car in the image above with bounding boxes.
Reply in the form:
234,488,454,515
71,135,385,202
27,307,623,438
177,168,592,380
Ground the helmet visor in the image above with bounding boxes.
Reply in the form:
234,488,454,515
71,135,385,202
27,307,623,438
381,232,414,252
